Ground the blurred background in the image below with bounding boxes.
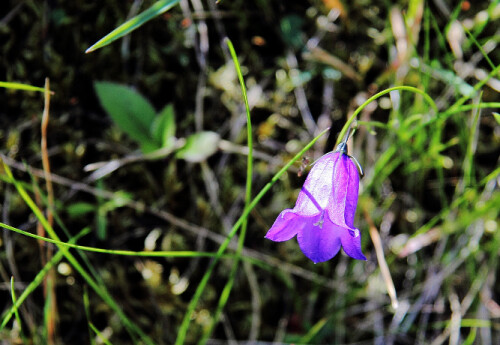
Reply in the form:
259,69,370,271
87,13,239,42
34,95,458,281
1,0,499,344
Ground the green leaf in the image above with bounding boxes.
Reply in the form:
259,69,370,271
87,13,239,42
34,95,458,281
66,202,96,218
94,81,159,150
0,81,53,94
85,0,181,53
151,104,176,149
176,131,220,163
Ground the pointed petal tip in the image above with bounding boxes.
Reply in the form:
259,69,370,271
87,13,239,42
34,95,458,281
265,230,297,242
264,233,276,241
265,210,299,242
351,252,367,261
337,225,367,261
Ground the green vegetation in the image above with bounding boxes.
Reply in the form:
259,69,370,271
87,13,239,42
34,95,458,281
0,0,499,344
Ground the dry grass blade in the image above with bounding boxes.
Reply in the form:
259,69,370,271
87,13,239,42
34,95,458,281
40,77,57,344
365,210,399,310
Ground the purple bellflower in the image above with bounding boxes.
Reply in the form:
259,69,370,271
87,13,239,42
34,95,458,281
265,143,366,263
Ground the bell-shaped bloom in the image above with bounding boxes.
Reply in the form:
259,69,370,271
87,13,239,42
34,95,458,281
265,151,366,263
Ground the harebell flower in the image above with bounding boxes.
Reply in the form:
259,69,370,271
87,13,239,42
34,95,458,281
265,141,366,263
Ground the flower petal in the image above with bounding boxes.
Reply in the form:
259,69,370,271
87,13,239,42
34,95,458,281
296,215,342,264
327,153,359,229
293,152,337,216
265,209,300,242
340,228,366,260
343,156,360,228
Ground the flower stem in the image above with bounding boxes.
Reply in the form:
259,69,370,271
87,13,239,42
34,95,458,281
175,127,331,345
335,86,438,147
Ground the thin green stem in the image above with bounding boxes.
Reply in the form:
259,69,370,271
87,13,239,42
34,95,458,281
10,277,25,341
443,102,500,115
463,95,482,187
89,322,114,345
1,162,154,345
335,86,438,147
197,38,254,344
1,228,90,329
0,221,224,258
463,26,496,71
83,287,98,345
175,127,331,345
446,63,500,115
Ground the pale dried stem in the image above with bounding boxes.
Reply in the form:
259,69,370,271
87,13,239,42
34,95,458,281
41,77,57,344
243,261,262,341
364,210,399,310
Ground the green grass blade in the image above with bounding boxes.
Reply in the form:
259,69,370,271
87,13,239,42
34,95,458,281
22,169,143,340
0,81,54,94
85,0,181,53
83,287,98,345
445,102,500,115
1,163,154,345
1,228,90,330
0,221,223,258
335,86,438,147
89,322,114,345
463,26,496,71
463,327,477,345
493,112,500,125
197,38,254,344
43,276,53,342
10,277,25,341
463,95,482,187
299,317,329,343
175,127,331,345
447,63,500,114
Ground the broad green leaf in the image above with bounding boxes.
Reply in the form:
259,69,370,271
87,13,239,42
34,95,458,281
176,131,220,163
85,0,181,53
151,104,176,149
94,81,159,149
0,81,53,94
140,141,162,153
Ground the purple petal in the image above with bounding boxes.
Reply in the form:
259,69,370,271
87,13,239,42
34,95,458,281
340,228,366,260
343,156,360,228
265,149,365,263
265,209,300,242
293,152,337,216
296,215,342,264
327,153,359,229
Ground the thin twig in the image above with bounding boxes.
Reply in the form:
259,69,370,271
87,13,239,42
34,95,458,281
286,51,317,135
243,261,261,341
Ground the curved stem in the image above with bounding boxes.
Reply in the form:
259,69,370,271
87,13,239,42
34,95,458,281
197,38,254,344
335,86,438,147
175,127,331,345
